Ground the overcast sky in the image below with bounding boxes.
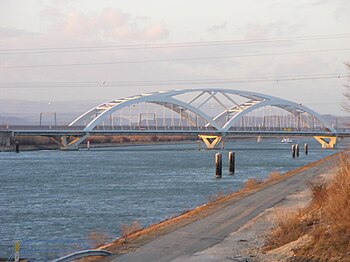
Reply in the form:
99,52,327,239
0,0,350,115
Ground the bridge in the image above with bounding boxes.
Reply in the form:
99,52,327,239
0,88,346,150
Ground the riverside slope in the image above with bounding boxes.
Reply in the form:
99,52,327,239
107,153,340,262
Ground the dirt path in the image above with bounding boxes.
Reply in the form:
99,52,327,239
104,153,340,262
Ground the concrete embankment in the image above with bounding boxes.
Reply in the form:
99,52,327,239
86,150,344,262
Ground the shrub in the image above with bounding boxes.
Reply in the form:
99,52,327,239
244,178,261,189
87,231,112,248
265,156,350,260
120,221,142,242
207,191,226,203
266,171,283,182
265,208,307,250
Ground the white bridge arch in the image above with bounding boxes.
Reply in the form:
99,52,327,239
69,88,335,133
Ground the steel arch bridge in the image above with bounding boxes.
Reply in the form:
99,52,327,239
57,88,337,149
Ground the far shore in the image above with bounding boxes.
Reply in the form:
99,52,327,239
0,139,197,152
0,136,264,152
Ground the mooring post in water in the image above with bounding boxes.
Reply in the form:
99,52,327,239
228,151,235,174
15,142,19,153
292,144,296,158
197,140,201,151
304,143,308,155
296,144,299,157
215,152,222,178
221,140,225,150
87,140,90,150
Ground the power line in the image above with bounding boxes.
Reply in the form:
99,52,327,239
0,73,346,84
0,73,348,88
0,33,350,55
1,47,349,69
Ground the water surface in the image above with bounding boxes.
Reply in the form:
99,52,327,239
0,138,342,260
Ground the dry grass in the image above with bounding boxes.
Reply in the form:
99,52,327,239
207,191,227,203
87,231,113,248
266,171,283,182
265,208,308,250
265,157,350,261
243,178,262,189
120,221,143,242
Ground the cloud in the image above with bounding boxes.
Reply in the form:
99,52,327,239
243,21,303,39
0,27,37,39
49,7,169,41
333,0,350,21
40,6,64,18
50,0,81,5
274,55,330,76
208,22,227,33
295,0,350,21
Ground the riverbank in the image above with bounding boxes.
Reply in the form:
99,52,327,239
184,161,340,261
83,150,345,261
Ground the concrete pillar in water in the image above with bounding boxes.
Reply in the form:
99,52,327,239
15,142,19,153
296,144,299,157
304,143,308,155
228,151,235,174
215,152,222,178
292,144,296,158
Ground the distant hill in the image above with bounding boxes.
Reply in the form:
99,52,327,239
321,114,350,128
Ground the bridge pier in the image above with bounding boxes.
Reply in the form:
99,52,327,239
0,131,12,151
50,134,90,150
313,136,338,149
198,135,223,150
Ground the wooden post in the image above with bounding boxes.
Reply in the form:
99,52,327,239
215,152,222,178
304,143,308,155
15,142,19,153
292,144,296,158
296,144,299,157
228,151,235,174
221,140,225,149
87,141,90,150
197,140,201,151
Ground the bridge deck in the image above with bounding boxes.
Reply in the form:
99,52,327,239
1,126,349,137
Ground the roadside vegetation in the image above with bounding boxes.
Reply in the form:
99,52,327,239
264,157,350,261
120,221,143,242
88,231,113,248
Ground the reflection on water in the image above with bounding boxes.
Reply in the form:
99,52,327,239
0,138,342,260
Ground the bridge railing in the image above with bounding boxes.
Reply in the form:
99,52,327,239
1,124,345,133
0,125,86,131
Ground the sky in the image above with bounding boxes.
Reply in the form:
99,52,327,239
0,0,350,116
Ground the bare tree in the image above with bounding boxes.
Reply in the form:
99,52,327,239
342,62,350,112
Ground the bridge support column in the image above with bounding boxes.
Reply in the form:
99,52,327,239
51,134,90,150
198,135,222,150
313,136,337,149
0,131,12,151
